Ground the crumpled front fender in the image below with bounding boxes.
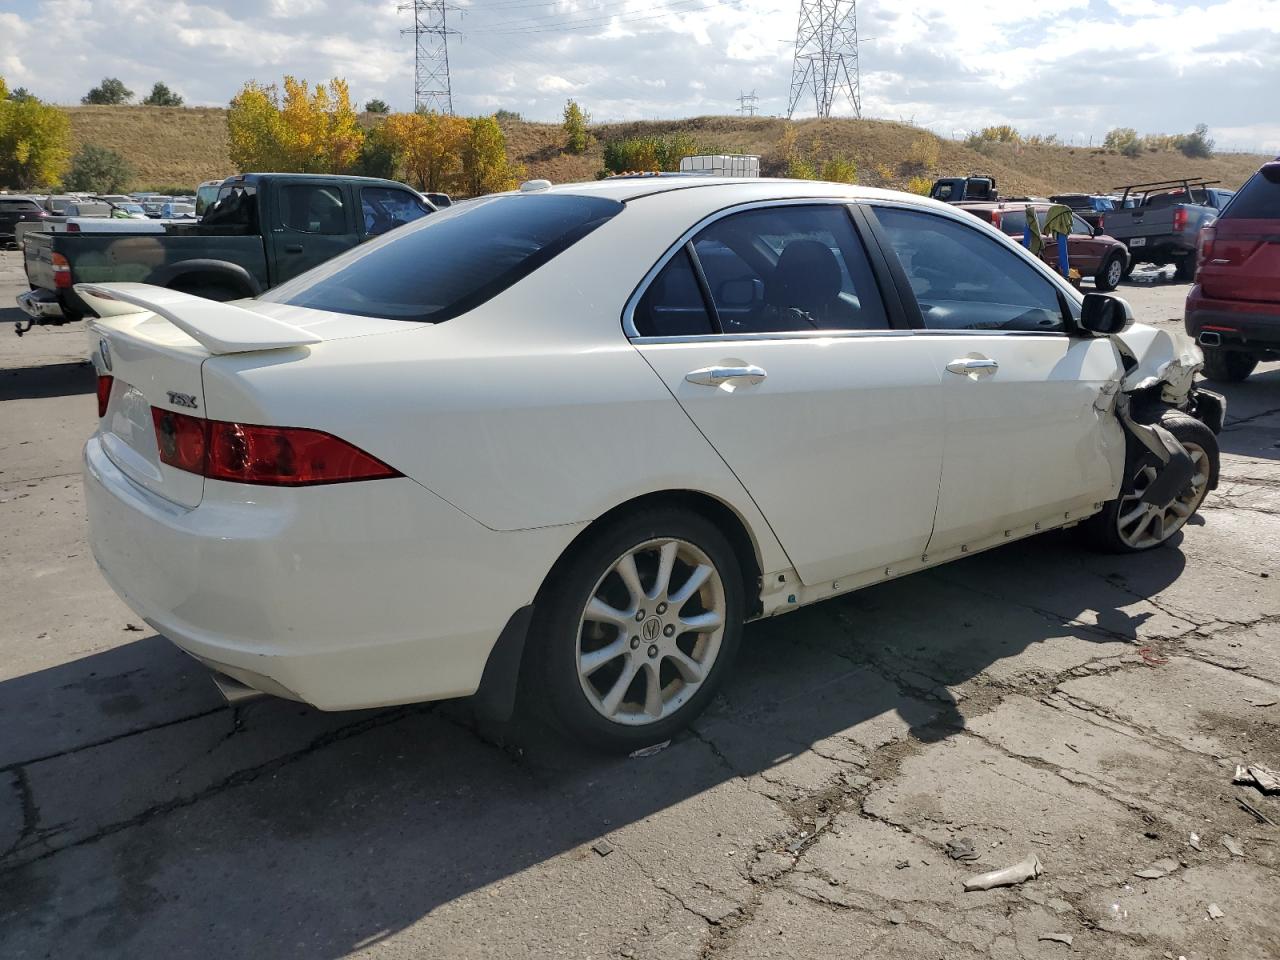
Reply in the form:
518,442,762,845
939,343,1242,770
1113,324,1203,404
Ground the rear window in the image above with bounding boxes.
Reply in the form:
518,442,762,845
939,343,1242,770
0,199,39,211
263,194,623,323
1219,171,1280,220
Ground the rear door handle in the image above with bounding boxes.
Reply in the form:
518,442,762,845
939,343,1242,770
284,244,303,253
685,364,767,387
946,357,999,377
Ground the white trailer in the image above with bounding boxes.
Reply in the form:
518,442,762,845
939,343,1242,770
678,154,761,177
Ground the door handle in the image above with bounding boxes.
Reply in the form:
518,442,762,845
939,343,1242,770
946,357,999,377
685,364,767,387
284,244,303,253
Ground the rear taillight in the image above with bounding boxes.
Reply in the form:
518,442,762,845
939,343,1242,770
1097,215,1104,232
1197,225,1216,270
96,375,113,417
66,222,80,233
151,408,400,486
1172,208,1188,232
990,211,1002,230
51,252,71,289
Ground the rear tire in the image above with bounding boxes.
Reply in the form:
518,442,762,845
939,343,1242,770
533,507,745,752
1095,253,1125,292
1174,252,1197,281
1122,255,1138,279
1084,410,1217,553
1201,347,1257,383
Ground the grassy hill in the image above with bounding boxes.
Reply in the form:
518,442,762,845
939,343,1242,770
67,105,1270,196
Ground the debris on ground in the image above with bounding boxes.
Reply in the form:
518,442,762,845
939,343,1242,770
629,740,670,759
1038,932,1074,946
592,839,614,857
963,854,1043,892
945,837,980,861
1207,903,1225,920
1134,858,1180,879
123,622,143,632
1138,646,1169,666
1221,835,1246,858
1237,798,1277,825
1189,833,1203,851
895,859,910,870
1245,698,1278,708
1234,763,1280,794
887,910,907,925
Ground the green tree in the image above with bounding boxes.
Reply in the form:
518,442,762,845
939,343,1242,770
82,77,133,105
353,124,399,179
141,82,183,106
0,82,72,188
462,115,523,195
562,99,590,154
364,98,391,114
7,86,37,103
494,109,522,122
63,145,134,192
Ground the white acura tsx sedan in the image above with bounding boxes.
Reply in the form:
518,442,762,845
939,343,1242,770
79,176,1223,750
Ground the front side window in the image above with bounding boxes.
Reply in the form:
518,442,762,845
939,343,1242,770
280,184,348,235
361,187,431,236
265,193,623,323
689,205,888,333
872,206,1066,333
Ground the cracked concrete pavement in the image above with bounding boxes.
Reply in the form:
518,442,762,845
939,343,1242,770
1,251,1278,958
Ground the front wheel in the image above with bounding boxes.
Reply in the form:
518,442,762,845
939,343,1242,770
1085,411,1217,553
1201,347,1257,383
1095,253,1125,292
534,508,744,752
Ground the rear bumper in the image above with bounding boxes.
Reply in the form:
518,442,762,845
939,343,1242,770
16,289,64,321
84,435,577,710
1185,288,1280,351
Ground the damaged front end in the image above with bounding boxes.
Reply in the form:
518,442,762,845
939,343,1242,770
1108,324,1225,511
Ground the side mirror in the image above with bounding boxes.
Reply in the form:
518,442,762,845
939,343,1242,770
1080,293,1133,335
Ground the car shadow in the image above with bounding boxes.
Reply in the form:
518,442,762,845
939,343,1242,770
0,530,1192,957
1211,366,1280,461
0,360,94,401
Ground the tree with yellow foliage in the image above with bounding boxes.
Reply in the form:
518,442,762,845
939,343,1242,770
227,76,364,173
0,76,72,188
382,111,469,192
462,116,523,196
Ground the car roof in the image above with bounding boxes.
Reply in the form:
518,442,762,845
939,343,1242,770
512,176,954,210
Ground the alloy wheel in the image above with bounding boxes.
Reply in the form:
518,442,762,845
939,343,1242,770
576,538,726,725
1106,257,1124,289
1115,443,1211,549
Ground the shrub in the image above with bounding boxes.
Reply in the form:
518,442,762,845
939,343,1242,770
63,145,133,192
562,99,590,154
364,98,391,115
602,134,700,174
905,135,940,171
1177,123,1214,159
786,155,817,180
494,109,522,122
142,82,183,107
82,77,132,105
1104,127,1142,158
874,161,895,182
905,175,932,196
820,156,857,184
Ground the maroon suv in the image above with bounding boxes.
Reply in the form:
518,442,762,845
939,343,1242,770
1185,161,1280,382
957,201,1131,291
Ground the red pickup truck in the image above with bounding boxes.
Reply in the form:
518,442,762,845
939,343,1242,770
1185,160,1280,382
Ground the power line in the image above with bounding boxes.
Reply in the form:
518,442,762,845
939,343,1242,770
469,0,724,34
401,0,460,113
786,0,864,119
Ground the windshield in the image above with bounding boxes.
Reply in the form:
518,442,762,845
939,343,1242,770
262,193,624,323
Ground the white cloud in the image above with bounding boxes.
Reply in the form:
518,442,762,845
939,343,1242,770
0,0,1273,152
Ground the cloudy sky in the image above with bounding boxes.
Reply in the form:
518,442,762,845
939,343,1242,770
2,0,1277,150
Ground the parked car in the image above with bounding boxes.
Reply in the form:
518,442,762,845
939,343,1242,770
958,201,1131,290
1185,160,1280,382
19,173,432,326
141,198,172,218
1104,178,1235,279
0,196,48,245
1048,194,1115,232
78,178,1222,750
159,202,197,219
929,174,998,203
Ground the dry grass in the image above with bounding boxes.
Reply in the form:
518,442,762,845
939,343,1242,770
66,106,1270,196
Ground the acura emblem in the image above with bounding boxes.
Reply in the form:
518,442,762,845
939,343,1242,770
641,617,661,642
98,339,112,372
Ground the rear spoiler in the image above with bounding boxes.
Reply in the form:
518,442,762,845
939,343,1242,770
75,282,322,355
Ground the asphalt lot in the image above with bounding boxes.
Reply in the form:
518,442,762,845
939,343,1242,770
1,250,1278,959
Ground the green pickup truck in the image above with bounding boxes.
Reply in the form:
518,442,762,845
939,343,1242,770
18,173,433,329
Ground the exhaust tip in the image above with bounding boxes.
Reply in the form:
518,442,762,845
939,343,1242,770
210,670,267,704
1198,332,1222,347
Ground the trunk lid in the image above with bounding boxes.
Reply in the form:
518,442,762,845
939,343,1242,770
80,283,409,508
1199,219,1280,303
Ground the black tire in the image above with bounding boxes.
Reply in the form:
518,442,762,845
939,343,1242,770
1084,410,1218,554
1200,347,1257,383
1095,252,1125,292
1174,252,1197,282
533,507,745,752
1122,251,1139,278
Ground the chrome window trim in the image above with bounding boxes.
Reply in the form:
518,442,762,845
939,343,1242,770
623,197,890,343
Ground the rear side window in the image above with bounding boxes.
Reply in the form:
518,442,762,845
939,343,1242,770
1220,171,1280,220
633,248,714,337
264,194,623,323
280,184,348,235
